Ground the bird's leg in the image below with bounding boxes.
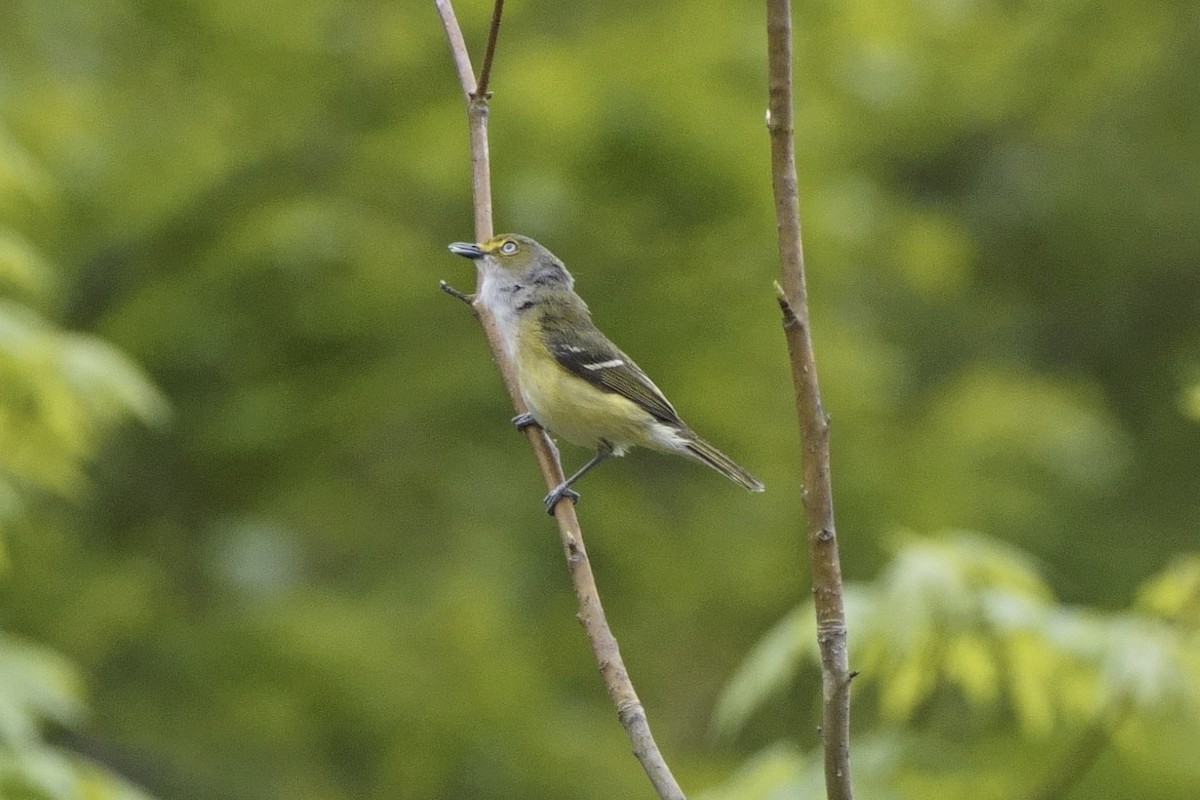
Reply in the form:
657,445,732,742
512,411,538,430
544,443,614,515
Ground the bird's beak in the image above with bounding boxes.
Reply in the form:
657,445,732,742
448,241,485,259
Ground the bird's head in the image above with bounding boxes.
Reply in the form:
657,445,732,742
448,234,569,284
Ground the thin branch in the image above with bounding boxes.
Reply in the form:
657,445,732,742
435,0,492,237
433,0,477,97
475,0,505,99
434,3,686,799
765,2,855,799
438,279,475,305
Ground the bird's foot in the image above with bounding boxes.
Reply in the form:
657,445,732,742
543,484,580,515
512,412,537,430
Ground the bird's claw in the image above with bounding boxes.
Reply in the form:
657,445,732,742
543,485,580,515
512,412,537,430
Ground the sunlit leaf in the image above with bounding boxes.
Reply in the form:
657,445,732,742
879,634,939,720
0,300,167,498
944,633,1000,707
1093,616,1196,711
0,634,85,748
1136,554,1200,624
0,125,55,215
57,334,170,427
0,747,77,800
1003,633,1057,733
0,229,53,298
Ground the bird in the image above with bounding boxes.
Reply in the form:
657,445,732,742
449,233,764,514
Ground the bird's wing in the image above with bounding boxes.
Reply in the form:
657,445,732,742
546,327,682,425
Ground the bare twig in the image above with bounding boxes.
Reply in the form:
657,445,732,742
433,0,477,97
765,2,855,799
434,3,686,798
438,279,475,305
476,0,504,99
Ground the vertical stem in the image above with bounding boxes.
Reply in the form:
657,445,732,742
765,2,855,799
468,95,494,241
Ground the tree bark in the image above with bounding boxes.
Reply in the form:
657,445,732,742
765,1,855,798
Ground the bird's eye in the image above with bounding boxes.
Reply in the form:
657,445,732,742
500,240,518,255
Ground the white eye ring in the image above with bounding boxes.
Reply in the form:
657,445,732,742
500,240,518,255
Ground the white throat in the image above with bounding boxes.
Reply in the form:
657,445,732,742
477,266,523,358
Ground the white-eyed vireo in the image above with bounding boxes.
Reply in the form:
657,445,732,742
449,234,764,514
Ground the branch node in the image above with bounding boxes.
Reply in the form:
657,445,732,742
773,280,788,304
616,699,644,723
817,630,847,646
775,283,803,330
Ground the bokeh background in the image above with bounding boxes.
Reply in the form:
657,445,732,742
2,0,1199,798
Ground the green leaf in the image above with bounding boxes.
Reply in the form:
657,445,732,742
0,300,168,499
0,229,54,299
0,634,85,748
1136,554,1200,624
57,333,170,427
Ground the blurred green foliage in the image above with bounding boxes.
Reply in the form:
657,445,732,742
2,113,165,798
0,633,155,800
706,535,1200,799
0,0,1198,799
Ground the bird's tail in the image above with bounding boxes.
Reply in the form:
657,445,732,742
682,434,765,493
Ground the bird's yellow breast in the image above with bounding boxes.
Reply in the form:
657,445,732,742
514,318,660,453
